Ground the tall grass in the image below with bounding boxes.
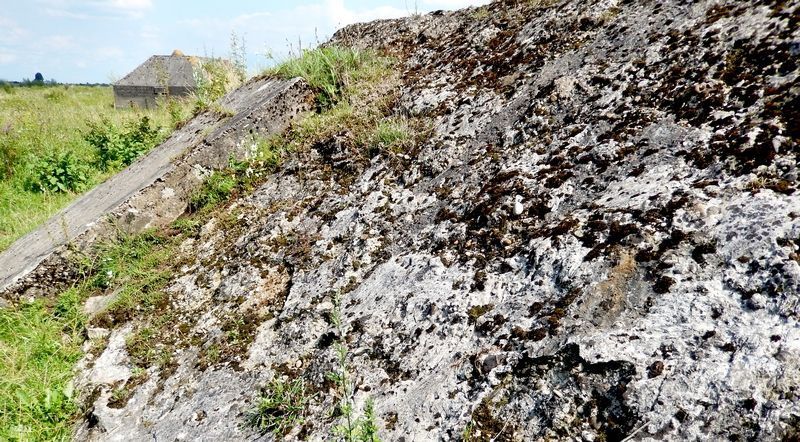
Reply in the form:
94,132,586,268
0,291,85,441
267,46,390,108
0,85,189,251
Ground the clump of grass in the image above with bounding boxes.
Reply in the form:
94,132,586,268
267,46,391,109
86,230,176,327
0,290,85,441
247,378,311,437
0,131,19,179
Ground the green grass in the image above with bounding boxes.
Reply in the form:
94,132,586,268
0,290,85,441
86,230,177,328
0,85,190,251
267,46,391,108
247,378,311,437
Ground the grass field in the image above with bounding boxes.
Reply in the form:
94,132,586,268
0,85,189,251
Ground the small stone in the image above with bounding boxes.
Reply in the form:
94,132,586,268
513,195,524,216
746,293,766,310
648,360,665,378
87,327,110,340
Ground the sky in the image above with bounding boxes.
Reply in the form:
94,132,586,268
0,0,491,84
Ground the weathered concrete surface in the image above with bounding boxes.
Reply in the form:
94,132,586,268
0,77,313,297
61,0,800,440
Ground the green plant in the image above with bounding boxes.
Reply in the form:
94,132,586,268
28,151,90,193
369,118,415,155
84,230,177,328
0,292,85,440
472,7,490,20
247,378,311,437
0,132,18,179
0,82,13,94
189,169,239,211
126,325,171,369
85,116,161,171
193,58,236,112
327,297,382,442
171,216,202,235
462,421,476,441
0,85,190,252
44,88,67,102
188,135,286,213
165,97,191,129
229,32,248,84
268,46,390,108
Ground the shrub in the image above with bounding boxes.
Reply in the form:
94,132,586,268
85,116,160,170
28,151,90,193
0,82,13,94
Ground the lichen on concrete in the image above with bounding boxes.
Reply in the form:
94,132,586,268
18,0,800,440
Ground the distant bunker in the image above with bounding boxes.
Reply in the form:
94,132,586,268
113,50,200,109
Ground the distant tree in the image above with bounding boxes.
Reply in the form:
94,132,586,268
34,72,44,83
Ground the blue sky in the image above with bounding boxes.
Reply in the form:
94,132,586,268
0,0,490,84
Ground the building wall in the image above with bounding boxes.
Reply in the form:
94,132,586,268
113,85,194,109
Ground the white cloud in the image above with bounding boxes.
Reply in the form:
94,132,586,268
0,49,18,64
325,0,407,27
43,35,76,50
0,18,28,44
105,0,152,10
37,0,153,19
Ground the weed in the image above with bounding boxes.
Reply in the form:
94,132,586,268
189,168,239,212
193,58,241,113
165,97,191,129
0,132,19,179
171,216,202,236
327,297,382,442
472,7,490,20
247,378,311,437
28,151,90,193
462,421,476,441
87,231,175,327
229,32,249,84
369,118,419,155
44,88,68,102
126,326,171,369
189,135,286,212
85,116,161,171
